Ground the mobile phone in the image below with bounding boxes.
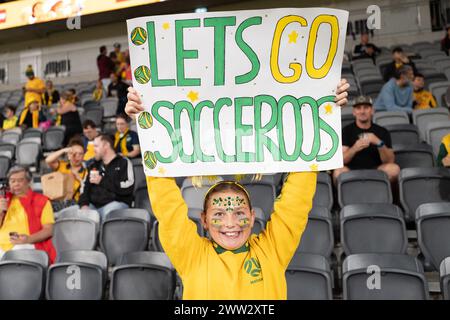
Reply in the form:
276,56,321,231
9,232,19,238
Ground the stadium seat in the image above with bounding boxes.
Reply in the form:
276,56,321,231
239,175,276,220
15,141,41,169
425,120,450,156
46,250,107,300
100,208,151,265
313,172,333,210
440,257,450,300
342,253,429,300
22,128,42,140
429,82,450,107
340,204,407,256
0,142,15,159
385,124,420,145
52,215,99,253
110,251,176,300
412,107,449,140
181,177,222,210
100,97,119,118
43,126,65,152
393,143,435,169
399,167,450,222
1,130,21,145
0,249,48,300
416,202,450,271
337,170,392,208
0,155,10,180
373,111,410,126
286,253,333,300
133,186,154,217
296,207,334,258
83,107,103,127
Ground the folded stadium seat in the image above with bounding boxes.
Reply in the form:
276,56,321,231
0,249,48,300
133,163,146,192
296,206,334,258
22,128,42,140
385,124,420,145
82,100,101,109
412,107,449,140
313,172,333,211
46,250,107,300
373,111,410,127
393,143,435,169
100,97,119,119
0,155,10,181
440,257,450,300
100,209,151,265
428,82,450,107
425,120,450,156
110,251,176,300
340,204,407,256
52,210,100,252
416,202,450,271
43,126,65,152
239,175,276,221
83,107,103,127
15,140,41,171
286,253,333,300
1,130,21,145
337,170,392,208
425,74,449,89
181,176,223,209
0,143,14,160
399,167,450,223
20,136,42,145
359,79,384,99
342,253,429,300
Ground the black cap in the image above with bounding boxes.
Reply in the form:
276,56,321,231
353,95,373,107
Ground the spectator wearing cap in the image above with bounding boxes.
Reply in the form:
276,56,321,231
333,96,400,183
24,65,45,107
383,47,418,82
374,65,414,114
353,32,381,63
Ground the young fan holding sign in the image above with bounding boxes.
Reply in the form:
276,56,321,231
126,8,349,299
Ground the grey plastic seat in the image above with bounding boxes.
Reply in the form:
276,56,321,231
385,124,420,145
425,120,450,156
340,204,407,256
100,97,119,118
15,141,41,168
84,107,103,127
110,251,176,300
313,172,333,210
46,250,107,300
393,143,435,169
412,107,449,140
43,126,65,151
286,253,333,300
53,216,98,253
373,111,410,126
240,175,276,220
416,202,450,271
133,186,154,218
0,249,48,299
296,207,334,257
0,155,10,180
440,257,450,300
181,177,222,209
0,142,15,159
429,82,450,107
337,170,392,208
22,128,42,140
399,167,450,222
100,209,151,265
1,131,21,145
342,253,429,300
133,163,146,191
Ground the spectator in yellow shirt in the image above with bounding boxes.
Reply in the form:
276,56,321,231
413,73,437,109
24,66,45,106
437,133,450,167
92,80,104,102
45,138,87,202
124,79,350,299
2,105,18,131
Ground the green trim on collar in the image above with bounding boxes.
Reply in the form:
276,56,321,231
212,241,249,254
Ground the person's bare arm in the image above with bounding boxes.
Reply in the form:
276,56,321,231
366,133,395,163
45,147,70,170
11,224,53,245
343,139,370,165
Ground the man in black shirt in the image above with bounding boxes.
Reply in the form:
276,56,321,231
353,32,380,63
108,72,129,116
333,96,400,183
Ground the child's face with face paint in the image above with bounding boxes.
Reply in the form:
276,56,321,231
202,190,255,250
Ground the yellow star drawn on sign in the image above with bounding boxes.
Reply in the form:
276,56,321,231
187,90,199,102
158,167,166,175
288,30,298,44
309,164,319,171
324,104,333,114
162,22,170,30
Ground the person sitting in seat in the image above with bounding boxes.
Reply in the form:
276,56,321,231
2,105,18,131
0,166,56,262
113,114,140,159
437,133,450,167
333,95,400,184
383,47,418,82
412,73,437,110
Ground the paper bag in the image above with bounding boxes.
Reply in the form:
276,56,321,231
41,172,74,201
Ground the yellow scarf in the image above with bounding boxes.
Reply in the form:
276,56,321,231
19,107,39,128
114,129,129,156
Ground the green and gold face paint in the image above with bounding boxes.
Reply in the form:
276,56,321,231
211,218,223,229
238,217,250,229
212,196,246,212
